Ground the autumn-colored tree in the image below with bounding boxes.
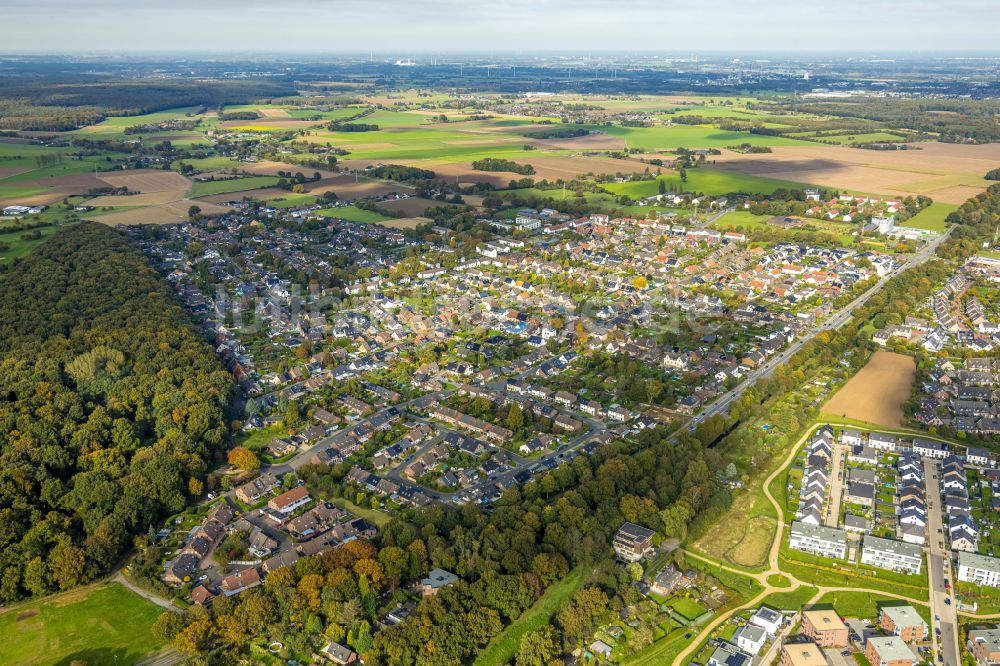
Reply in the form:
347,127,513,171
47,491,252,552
49,541,86,590
227,447,260,470
174,618,215,656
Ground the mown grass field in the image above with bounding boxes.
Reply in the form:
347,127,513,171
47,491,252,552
0,582,165,665
317,206,393,223
904,201,956,232
474,566,586,666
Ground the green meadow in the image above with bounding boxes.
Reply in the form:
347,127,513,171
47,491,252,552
0,582,165,666
601,168,811,198
903,201,956,232
317,205,393,223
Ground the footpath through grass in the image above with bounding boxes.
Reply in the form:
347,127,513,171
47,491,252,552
474,566,586,666
0,582,165,665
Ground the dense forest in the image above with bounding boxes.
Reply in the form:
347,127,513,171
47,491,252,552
753,98,1000,143
0,77,295,130
0,223,234,601
940,180,1000,260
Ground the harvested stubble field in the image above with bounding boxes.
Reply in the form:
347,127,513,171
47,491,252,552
0,173,105,206
97,169,191,192
377,197,439,217
257,107,291,118
220,119,326,130
713,142,1000,203
379,216,430,229
823,351,916,428
89,198,229,226
239,160,341,180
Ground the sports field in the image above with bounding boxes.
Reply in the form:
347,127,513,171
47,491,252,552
823,351,916,428
0,582,165,665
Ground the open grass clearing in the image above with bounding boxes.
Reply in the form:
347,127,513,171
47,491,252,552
0,582,165,666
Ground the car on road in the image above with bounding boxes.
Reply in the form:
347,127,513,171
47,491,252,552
944,597,951,605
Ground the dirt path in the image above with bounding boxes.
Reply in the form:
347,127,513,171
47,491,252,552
112,571,179,613
673,422,936,664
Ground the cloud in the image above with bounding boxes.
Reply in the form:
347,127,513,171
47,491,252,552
1,0,997,53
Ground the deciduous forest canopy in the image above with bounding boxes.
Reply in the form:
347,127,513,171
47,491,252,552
0,222,233,601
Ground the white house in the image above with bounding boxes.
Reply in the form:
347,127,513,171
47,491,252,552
734,624,768,655
958,551,1000,588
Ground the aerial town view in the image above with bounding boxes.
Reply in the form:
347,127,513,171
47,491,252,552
1,2,999,665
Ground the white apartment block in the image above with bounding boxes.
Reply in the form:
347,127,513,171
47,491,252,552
958,551,1000,588
860,535,923,575
789,521,847,560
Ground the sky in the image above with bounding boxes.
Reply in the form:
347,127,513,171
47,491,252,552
2,0,998,54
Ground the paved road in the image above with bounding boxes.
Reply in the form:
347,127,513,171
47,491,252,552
826,439,845,528
685,227,951,435
924,458,961,666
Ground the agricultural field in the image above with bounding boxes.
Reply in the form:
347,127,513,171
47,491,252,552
823,351,916,428
602,168,810,198
188,175,281,198
0,582,165,666
712,141,1000,203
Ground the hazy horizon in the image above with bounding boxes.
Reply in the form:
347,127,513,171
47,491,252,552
4,0,1000,54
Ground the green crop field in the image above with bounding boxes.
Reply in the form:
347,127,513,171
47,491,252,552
474,567,586,666
0,582,165,665
75,106,204,134
602,168,810,198
317,206,393,223
602,124,816,151
188,176,280,198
